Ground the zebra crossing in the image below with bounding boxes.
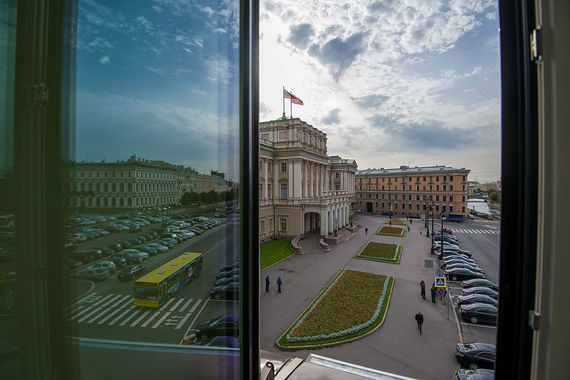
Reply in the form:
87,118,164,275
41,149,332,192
453,228,499,234
64,292,205,330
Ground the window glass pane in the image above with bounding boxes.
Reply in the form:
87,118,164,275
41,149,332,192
62,0,240,376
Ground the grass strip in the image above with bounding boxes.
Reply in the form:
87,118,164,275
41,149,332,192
355,242,402,264
260,240,294,270
384,219,407,225
278,270,394,347
375,226,406,237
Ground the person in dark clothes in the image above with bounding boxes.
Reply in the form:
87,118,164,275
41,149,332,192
415,312,424,334
430,284,436,303
420,280,426,300
277,276,282,293
265,275,270,292
365,227,368,235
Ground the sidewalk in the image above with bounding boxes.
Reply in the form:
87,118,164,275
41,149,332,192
260,214,460,380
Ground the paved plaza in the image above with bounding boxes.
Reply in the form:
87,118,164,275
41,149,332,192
260,214,461,380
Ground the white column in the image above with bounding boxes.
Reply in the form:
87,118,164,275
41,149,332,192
303,162,307,198
273,161,279,198
320,208,328,236
294,159,302,198
316,164,320,197
288,160,293,198
328,209,333,233
264,160,268,200
309,163,313,198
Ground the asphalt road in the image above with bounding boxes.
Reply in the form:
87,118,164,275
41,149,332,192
64,219,239,344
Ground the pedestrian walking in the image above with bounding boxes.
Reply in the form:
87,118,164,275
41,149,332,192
415,312,424,334
265,275,270,292
420,228,422,235
411,219,413,224
420,280,426,300
365,227,368,235
430,284,436,303
407,225,410,232
277,276,282,293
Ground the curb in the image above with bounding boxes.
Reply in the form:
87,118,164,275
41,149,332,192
448,287,463,344
261,252,295,271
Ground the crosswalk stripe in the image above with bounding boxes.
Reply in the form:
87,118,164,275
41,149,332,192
97,308,123,325
152,311,171,328
175,312,193,330
169,298,185,312
112,295,131,308
91,294,115,308
87,308,113,324
189,299,202,313
141,311,162,327
161,298,176,310
119,310,140,327
64,305,84,319
100,294,123,308
109,309,132,326
68,306,93,321
130,310,151,327
78,306,103,323
76,292,97,304
179,299,193,313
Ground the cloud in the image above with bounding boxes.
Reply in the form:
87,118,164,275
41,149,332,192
98,56,110,64
198,5,215,17
321,108,341,125
308,31,369,79
152,5,163,12
367,0,394,14
287,23,315,50
87,37,113,51
351,94,389,109
136,15,155,34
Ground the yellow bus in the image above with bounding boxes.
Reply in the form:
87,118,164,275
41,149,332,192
133,252,204,308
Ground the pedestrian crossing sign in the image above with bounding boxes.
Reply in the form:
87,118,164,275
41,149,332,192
435,277,446,288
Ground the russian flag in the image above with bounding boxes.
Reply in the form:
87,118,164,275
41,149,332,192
283,89,304,105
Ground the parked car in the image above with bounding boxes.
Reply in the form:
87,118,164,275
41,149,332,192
135,245,157,255
110,256,127,269
457,294,498,307
87,261,117,272
215,274,239,287
439,251,472,261
210,282,239,300
459,303,498,325
70,249,102,264
195,315,239,341
71,268,109,282
108,242,123,252
454,369,495,379
146,242,169,252
443,256,477,266
462,287,499,299
461,279,498,291
455,343,496,369
445,263,485,274
93,246,114,257
116,240,132,249
445,268,486,281
118,265,146,280
219,262,240,272
216,268,239,279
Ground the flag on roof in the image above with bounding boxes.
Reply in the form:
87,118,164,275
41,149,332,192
283,89,304,105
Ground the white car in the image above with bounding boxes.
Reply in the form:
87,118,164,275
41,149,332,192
87,261,116,272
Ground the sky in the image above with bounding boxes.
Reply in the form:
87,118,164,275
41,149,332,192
73,0,501,183
259,0,501,183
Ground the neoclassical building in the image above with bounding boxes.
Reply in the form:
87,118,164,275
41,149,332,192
259,118,357,243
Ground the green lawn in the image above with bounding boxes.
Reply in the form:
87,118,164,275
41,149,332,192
355,242,402,263
384,219,407,225
278,270,393,347
376,226,406,237
260,240,294,270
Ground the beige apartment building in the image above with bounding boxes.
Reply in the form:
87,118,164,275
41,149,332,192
259,118,357,243
355,165,470,218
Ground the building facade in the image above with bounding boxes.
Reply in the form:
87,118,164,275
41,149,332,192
259,118,356,242
355,165,470,217
64,155,229,209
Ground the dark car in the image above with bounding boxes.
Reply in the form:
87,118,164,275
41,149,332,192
110,256,127,269
71,267,109,282
199,336,239,348
116,240,132,249
159,239,175,248
215,274,239,286
455,343,496,369
195,315,239,341
454,369,495,380
210,282,239,300
121,252,144,264
462,287,499,299
459,303,498,325
446,268,486,281
108,242,123,252
93,246,114,257
70,249,102,264
135,245,157,255
118,265,145,280
457,294,498,307
219,262,239,272
216,268,239,279
462,279,499,291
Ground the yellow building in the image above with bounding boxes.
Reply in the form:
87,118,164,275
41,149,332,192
355,165,470,217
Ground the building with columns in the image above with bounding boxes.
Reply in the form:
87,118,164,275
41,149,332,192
259,118,357,243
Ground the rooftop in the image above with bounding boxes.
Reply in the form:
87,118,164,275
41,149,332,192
356,165,469,175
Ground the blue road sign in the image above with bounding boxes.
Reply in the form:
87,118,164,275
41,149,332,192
435,277,447,288
436,288,445,296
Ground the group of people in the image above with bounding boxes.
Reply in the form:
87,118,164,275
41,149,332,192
416,279,446,334
265,275,282,293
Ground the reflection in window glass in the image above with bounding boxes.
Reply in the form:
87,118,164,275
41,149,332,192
62,0,241,373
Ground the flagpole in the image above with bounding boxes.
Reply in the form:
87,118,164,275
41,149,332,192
282,86,286,119
290,96,293,119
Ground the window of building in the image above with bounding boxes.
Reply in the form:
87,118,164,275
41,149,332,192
280,218,287,232
281,162,287,173
336,172,340,178
376,194,378,199
461,206,464,213
430,185,433,191
409,185,411,190
382,185,384,190
436,205,439,211
450,185,454,191
402,203,405,209
436,185,439,191
450,175,453,180
416,204,419,210
450,196,454,202
381,202,384,208
423,185,426,190
382,178,385,182
436,195,439,201
443,176,446,181
463,176,466,181
443,184,446,191
443,196,446,201
268,184,272,198
281,183,288,199
436,176,439,181
416,195,419,200
462,196,465,202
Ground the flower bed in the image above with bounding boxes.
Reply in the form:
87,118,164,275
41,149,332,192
277,270,394,347
384,219,407,225
355,242,402,263
376,226,406,237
